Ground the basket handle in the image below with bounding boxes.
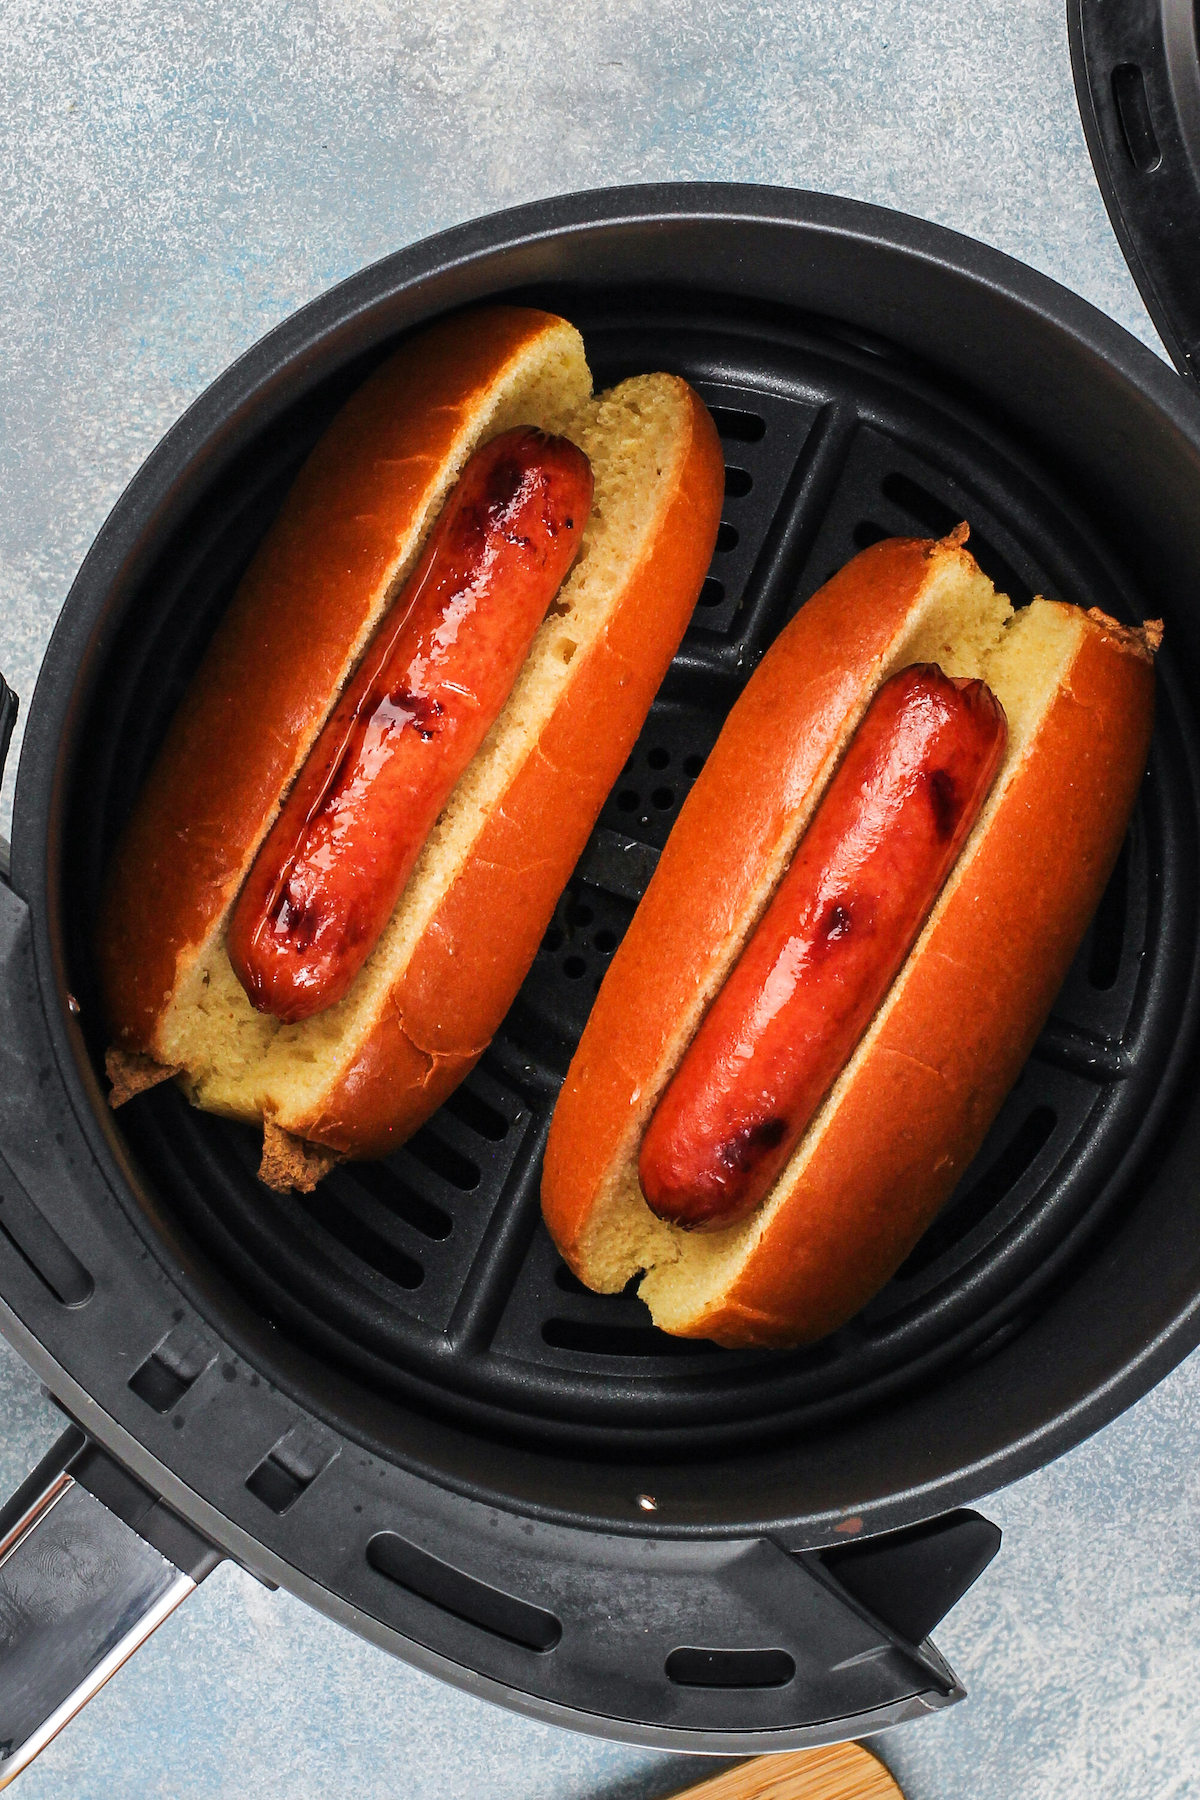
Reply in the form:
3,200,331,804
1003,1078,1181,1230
0,1424,220,1787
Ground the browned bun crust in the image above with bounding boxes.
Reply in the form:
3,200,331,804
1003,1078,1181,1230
301,382,725,1157
99,305,576,1051
97,304,725,1180
541,535,1158,1347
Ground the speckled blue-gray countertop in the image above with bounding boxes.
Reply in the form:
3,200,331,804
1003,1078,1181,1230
2,2,1199,1796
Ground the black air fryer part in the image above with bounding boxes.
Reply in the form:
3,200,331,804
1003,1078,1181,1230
1070,0,1200,383
0,787,981,1752
80,295,1197,1464
4,188,1200,1750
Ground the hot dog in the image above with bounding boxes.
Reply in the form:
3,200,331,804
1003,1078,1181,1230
541,529,1160,1348
97,306,724,1189
639,664,1008,1231
228,428,594,1023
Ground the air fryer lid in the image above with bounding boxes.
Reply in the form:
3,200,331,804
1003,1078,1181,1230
4,188,1200,1751
1070,0,1200,382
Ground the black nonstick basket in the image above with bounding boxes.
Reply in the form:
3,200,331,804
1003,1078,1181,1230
77,288,1200,1463
2,113,1200,1782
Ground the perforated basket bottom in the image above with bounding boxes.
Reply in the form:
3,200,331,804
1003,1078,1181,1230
99,291,1198,1458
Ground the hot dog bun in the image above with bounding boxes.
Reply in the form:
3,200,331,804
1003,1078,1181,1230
98,305,725,1187
541,530,1160,1347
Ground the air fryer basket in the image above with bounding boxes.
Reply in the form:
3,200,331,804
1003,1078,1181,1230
76,292,1199,1458
3,188,1200,1757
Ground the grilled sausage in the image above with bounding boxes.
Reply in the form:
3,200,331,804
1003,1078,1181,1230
227,427,594,1023
638,663,1008,1230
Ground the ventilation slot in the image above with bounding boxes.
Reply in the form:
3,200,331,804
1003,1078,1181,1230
245,1456,304,1515
344,1161,452,1241
441,1084,510,1141
698,578,725,608
0,1182,93,1309
542,1318,715,1357
367,1532,561,1651
1112,63,1162,172
715,522,739,552
246,1423,338,1515
404,1128,481,1192
708,406,766,443
128,1322,216,1413
1088,834,1131,990
666,1647,795,1689
724,466,752,498
895,1106,1057,1280
299,1186,423,1288
852,520,890,549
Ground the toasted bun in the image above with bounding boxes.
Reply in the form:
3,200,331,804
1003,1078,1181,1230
541,533,1159,1348
98,305,725,1178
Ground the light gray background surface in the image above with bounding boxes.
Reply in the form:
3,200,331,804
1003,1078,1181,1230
1,1,1198,1796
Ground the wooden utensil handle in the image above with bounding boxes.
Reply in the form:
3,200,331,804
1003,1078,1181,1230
661,1743,905,1800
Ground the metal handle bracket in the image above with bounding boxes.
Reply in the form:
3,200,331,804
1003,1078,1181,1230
0,1425,220,1787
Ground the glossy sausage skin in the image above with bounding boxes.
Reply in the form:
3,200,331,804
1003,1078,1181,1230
227,427,593,1023
638,663,1008,1231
